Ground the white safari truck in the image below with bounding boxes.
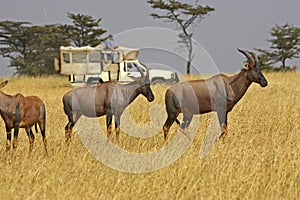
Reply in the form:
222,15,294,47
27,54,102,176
54,45,179,86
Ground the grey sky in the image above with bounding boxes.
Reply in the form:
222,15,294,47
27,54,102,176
0,0,299,76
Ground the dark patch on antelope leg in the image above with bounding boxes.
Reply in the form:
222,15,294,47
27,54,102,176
41,130,48,155
5,124,12,151
106,113,113,139
219,123,228,140
115,115,121,141
65,122,73,142
217,109,228,140
163,113,178,141
163,125,170,142
180,115,193,141
12,125,20,150
25,128,35,153
6,131,11,151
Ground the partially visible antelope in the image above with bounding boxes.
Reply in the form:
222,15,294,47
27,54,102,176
163,49,268,141
63,65,154,142
0,80,47,154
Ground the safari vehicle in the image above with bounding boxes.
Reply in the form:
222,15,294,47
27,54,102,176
54,45,179,86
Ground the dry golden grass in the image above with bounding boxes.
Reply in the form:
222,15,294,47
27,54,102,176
0,72,299,200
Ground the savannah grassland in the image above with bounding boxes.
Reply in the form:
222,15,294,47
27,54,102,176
0,72,299,200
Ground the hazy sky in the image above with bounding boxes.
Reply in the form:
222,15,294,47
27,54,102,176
0,0,299,76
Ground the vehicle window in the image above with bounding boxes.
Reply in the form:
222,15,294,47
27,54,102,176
89,52,100,63
72,52,86,63
63,53,70,63
127,62,138,72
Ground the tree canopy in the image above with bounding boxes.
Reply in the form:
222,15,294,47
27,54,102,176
147,0,214,74
256,23,300,71
0,21,70,75
0,13,106,76
66,12,106,47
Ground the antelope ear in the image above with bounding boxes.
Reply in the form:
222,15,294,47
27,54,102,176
244,63,249,70
0,80,8,89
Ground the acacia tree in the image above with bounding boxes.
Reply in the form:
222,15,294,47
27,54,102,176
66,12,106,47
0,13,106,75
0,21,31,74
21,25,71,75
0,21,70,75
147,0,214,74
256,23,300,70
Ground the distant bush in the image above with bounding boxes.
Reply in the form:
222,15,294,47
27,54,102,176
262,65,297,72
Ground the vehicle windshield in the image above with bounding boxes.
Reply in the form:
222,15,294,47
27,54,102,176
126,61,145,72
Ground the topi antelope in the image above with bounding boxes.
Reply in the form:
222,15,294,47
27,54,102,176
163,49,268,141
0,80,47,154
63,65,154,142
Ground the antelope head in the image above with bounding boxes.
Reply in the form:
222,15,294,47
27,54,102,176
135,64,155,102
238,49,268,87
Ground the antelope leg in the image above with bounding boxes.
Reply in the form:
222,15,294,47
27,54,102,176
217,109,228,140
106,112,113,139
115,115,121,141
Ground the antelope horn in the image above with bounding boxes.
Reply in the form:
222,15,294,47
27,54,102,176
135,64,145,78
249,51,259,62
238,49,254,66
140,63,150,80
144,64,150,80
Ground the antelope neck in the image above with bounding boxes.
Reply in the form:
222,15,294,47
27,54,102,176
229,70,252,102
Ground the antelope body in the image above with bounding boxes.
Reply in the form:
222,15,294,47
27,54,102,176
163,49,268,141
0,81,47,153
63,65,154,141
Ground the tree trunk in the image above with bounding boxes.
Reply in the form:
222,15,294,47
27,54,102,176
186,35,193,75
282,58,286,70
186,60,191,75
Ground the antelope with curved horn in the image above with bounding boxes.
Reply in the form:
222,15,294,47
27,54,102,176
63,65,154,142
163,49,268,141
